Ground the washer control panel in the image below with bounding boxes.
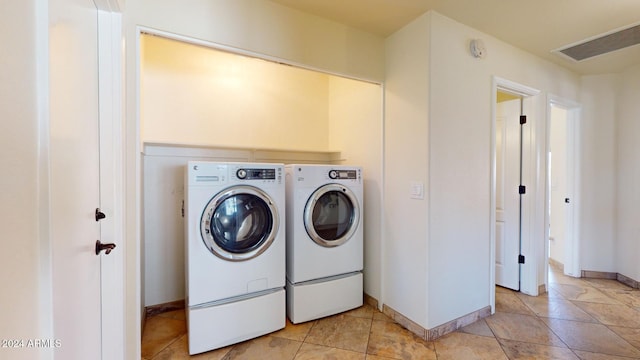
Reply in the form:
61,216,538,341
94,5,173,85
328,169,357,180
236,168,277,180
189,162,283,186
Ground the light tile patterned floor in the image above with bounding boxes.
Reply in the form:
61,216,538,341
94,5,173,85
142,267,640,359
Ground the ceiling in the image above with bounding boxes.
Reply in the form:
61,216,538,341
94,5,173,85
268,0,640,75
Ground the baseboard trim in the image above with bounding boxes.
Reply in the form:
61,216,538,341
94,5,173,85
144,299,186,318
548,258,564,272
364,292,379,309
146,293,493,342
617,273,640,289
581,270,640,289
538,284,546,294
381,304,491,341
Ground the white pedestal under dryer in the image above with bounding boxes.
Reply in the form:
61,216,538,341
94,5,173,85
285,164,364,323
184,161,286,354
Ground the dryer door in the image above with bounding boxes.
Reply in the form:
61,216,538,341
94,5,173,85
201,185,279,261
304,184,360,247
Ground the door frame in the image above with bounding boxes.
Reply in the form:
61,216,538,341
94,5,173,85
95,3,125,359
490,76,540,311
47,0,125,357
544,94,582,286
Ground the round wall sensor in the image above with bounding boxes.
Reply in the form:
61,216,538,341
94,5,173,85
470,39,486,58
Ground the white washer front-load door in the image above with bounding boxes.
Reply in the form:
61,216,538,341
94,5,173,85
201,185,279,261
303,184,360,247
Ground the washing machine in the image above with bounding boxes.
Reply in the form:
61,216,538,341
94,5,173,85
285,164,364,323
184,161,285,355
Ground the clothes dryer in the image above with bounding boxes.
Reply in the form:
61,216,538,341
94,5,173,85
285,164,363,323
185,161,285,354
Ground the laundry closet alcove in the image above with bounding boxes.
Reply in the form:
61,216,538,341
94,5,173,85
139,33,383,312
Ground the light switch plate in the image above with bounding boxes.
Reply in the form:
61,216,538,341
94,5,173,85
410,181,424,200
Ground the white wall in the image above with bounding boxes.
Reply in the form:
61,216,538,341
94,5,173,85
429,9,582,305
430,9,581,323
385,11,581,329
126,0,384,82
0,1,52,359
615,64,640,280
141,35,331,151
384,13,431,328
428,12,496,326
579,65,640,280
578,75,619,272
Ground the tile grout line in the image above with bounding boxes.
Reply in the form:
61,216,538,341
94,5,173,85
143,269,640,359
292,318,315,359
363,312,374,359
487,301,518,360
146,315,187,360
494,292,560,359
545,270,640,358
544,273,604,357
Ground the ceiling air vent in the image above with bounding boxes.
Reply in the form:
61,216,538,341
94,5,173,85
555,23,640,61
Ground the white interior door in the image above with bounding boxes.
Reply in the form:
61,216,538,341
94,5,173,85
50,0,120,358
563,108,578,277
495,98,522,290
548,101,579,278
548,106,568,265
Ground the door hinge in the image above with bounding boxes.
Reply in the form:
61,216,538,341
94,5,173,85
181,200,185,218
518,255,525,264
520,115,527,125
519,185,526,194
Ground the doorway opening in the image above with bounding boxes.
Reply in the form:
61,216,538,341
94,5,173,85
495,90,524,292
490,77,540,312
545,96,581,286
135,29,384,321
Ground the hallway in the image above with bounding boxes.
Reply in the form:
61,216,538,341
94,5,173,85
142,265,640,359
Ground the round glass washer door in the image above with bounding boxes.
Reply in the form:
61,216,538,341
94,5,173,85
304,184,360,247
201,185,279,261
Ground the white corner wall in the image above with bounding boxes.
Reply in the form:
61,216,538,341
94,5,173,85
385,10,582,330
429,13,579,327
383,13,431,328
428,11,580,327
615,64,640,280
578,75,619,272
0,1,52,359
428,13,496,326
